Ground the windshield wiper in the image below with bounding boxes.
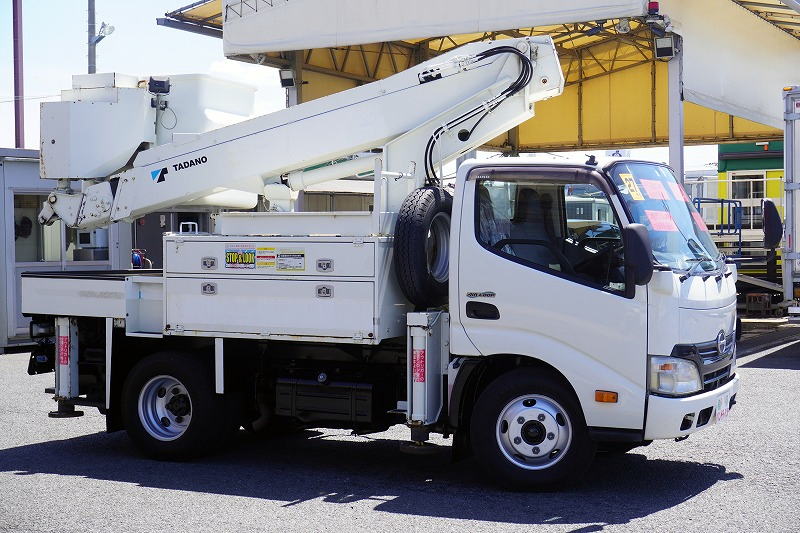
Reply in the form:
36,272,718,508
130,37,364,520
686,238,713,262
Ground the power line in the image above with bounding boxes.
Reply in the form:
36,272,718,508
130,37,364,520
0,94,59,103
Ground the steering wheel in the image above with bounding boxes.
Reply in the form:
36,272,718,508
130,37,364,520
571,237,624,270
493,238,576,275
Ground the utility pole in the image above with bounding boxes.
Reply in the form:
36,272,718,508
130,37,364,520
88,0,96,73
88,1,114,74
12,0,24,148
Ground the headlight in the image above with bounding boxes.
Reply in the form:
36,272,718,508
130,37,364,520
649,356,702,396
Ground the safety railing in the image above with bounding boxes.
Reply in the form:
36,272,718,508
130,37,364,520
225,0,290,21
684,175,782,231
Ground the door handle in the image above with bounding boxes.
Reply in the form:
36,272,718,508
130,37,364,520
466,301,500,320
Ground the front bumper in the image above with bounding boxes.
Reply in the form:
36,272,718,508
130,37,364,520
644,373,739,440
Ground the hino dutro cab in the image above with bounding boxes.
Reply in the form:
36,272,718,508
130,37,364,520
21,37,738,488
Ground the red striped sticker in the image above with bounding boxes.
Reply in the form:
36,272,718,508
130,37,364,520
645,210,678,232
58,335,70,365
640,179,671,200
412,349,426,383
668,182,691,202
692,210,709,231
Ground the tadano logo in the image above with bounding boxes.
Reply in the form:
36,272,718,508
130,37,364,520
150,167,168,183
150,155,208,183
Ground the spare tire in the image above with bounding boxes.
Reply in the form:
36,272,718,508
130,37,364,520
394,186,453,308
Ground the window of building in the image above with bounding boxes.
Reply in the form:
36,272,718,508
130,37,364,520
729,171,767,230
14,194,110,263
730,172,766,200
13,194,62,262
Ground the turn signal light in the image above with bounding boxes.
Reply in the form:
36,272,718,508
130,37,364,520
595,390,619,403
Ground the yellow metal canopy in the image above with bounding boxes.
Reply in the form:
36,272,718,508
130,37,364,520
164,0,223,28
164,1,784,152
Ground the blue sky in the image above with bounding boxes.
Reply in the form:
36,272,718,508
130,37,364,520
0,1,717,170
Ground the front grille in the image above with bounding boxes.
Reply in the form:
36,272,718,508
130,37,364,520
668,333,736,396
703,364,732,392
694,332,735,364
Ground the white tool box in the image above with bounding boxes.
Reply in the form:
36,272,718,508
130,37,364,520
162,233,411,343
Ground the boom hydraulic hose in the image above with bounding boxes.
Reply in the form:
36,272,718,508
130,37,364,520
423,46,534,185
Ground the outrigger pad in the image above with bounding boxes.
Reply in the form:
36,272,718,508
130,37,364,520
48,401,84,419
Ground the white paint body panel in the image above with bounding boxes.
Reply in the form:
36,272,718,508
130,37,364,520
39,38,563,230
647,266,737,356
645,375,739,440
452,160,739,438
22,277,127,318
40,88,156,179
125,277,164,335
214,211,374,237
165,276,375,339
452,161,648,430
161,233,409,343
40,73,256,181
164,237,375,277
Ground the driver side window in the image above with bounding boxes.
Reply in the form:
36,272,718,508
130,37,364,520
476,178,626,293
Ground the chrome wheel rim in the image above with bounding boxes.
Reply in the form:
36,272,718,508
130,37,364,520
138,375,192,441
426,212,450,283
495,394,572,470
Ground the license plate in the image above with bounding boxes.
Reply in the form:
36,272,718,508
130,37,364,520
715,392,731,424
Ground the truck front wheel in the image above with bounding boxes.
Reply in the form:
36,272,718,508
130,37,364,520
470,369,595,488
122,352,237,460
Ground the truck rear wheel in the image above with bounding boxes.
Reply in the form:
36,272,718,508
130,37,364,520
122,351,237,460
470,368,595,489
394,186,452,308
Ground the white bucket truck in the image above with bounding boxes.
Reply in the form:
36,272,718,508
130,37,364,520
22,37,738,488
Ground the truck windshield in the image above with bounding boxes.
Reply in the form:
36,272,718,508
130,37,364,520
608,162,721,272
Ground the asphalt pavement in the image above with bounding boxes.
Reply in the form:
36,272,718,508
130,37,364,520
0,343,798,532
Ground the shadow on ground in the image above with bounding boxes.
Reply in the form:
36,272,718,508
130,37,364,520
741,342,800,371
0,428,742,529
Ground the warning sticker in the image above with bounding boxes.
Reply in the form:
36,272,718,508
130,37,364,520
276,249,305,271
225,243,256,269
412,349,426,383
645,210,679,232
668,181,691,202
58,335,70,365
256,247,276,269
619,173,644,201
640,179,671,201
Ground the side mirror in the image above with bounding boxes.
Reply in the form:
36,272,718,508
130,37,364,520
762,199,783,250
624,224,654,286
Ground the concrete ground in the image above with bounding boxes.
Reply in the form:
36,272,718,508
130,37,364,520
0,340,798,533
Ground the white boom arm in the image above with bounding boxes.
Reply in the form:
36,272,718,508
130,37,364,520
39,37,563,229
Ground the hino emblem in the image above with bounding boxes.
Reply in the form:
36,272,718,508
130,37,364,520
716,330,726,354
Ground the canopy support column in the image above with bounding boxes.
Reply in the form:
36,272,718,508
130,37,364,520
287,50,304,106
508,126,520,157
668,35,685,184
